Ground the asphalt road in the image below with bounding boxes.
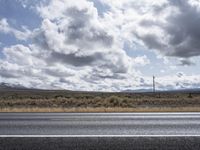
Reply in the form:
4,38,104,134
0,112,200,135
1,113,200,150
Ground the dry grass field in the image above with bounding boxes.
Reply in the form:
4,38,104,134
0,90,200,112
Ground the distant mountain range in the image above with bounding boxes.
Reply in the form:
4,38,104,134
123,89,153,93
0,83,29,91
1,82,200,93
0,83,70,92
123,88,200,93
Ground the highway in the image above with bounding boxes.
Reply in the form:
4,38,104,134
0,113,200,135
1,113,200,149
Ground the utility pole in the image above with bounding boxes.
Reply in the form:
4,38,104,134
153,75,155,93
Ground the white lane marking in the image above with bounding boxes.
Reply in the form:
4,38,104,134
2,112,200,115
0,135,200,137
61,113,200,115
50,116,200,118
3,115,200,120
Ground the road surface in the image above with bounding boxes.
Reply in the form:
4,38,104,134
0,113,200,149
0,112,200,136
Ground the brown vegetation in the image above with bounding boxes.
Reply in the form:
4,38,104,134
0,90,200,112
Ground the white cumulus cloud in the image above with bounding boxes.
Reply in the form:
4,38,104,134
1,0,200,91
0,18,31,40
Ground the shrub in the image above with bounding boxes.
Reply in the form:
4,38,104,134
188,93,193,98
107,95,123,107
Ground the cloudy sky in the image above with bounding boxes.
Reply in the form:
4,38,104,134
0,0,200,91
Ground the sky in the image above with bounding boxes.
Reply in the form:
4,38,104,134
0,0,200,91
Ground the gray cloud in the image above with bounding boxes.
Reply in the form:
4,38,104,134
166,0,200,57
65,7,113,49
178,59,195,66
136,0,200,59
50,52,103,67
135,33,165,50
0,70,20,78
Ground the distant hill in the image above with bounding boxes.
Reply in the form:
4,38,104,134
0,83,71,92
0,83,28,91
169,88,200,93
122,88,200,93
123,89,153,93
1,82,200,93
